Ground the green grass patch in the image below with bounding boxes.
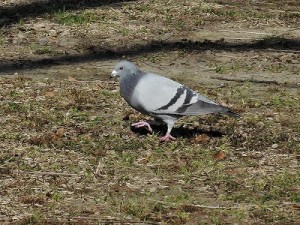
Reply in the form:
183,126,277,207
52,9,97,25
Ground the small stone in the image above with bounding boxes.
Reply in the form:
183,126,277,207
38,37,48,46
257,121,264,128
17,32,27,40
149,187,157,193
272,144,278,149
49,29,58,36
58,38,77,47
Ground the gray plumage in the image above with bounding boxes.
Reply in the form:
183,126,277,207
111,61,239,141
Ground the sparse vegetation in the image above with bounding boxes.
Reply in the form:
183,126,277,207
0,75,299,224
52,9,97,25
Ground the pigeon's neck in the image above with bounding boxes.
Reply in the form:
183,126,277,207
120,72,143,104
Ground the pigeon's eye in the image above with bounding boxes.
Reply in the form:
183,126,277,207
120,66,123,70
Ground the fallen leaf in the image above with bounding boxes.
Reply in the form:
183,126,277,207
95,159,106,177
45,91,55,97
214,151,226,160
193,134,210,143
68,76,77,82
56,128,65,138
136,151,152,164
292,204,300,210
226,168,239,175
122,112,132,121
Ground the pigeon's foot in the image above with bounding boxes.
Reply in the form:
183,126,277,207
131,121,153,133
159,133,176,142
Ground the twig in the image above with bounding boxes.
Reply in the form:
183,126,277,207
263,49,300,53
192,204,238,209
51,216,156,224
210,76,280,85
70,80,117,84
282,202,300,206
25,171,78,176
217,30,271,35
227,37,254,40
148,199,238,209
197,64,217,71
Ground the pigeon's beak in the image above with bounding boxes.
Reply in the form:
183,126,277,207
111,70,117,78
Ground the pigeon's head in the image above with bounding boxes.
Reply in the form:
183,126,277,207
111,61,139,78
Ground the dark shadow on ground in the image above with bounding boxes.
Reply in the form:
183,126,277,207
1,37,299,74
0,0,135,27
130,123,223,139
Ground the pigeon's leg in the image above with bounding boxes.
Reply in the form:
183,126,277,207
159,121,176,142
131,121,153,133
160,133,176,142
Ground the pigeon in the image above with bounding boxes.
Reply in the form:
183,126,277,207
111,61,239,142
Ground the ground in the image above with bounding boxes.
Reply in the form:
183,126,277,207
0,0,299,224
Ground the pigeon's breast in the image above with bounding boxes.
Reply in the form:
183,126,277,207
120,74,144,110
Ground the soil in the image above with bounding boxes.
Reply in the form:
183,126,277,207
1,0,299,84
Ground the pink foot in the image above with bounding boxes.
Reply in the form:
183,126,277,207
159,133,176,142
131,121,153,133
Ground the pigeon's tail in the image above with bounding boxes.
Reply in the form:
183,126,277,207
223,110,240,118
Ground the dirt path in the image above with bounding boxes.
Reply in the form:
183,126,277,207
1,0,299,83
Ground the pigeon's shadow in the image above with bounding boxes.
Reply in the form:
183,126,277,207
130,122,223,139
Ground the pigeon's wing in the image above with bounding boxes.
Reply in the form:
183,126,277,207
131,73,237,117
130,73,185,113
175,94,239,117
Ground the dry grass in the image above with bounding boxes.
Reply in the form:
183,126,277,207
0,75,299,224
